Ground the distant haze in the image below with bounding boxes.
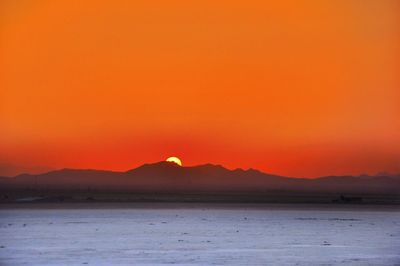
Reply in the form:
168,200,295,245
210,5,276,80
0,163,53,177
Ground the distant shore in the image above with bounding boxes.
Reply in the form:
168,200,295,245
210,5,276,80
1,190,399,205
1,202,400,211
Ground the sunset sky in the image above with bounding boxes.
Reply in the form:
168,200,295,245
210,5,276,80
1,0,399,177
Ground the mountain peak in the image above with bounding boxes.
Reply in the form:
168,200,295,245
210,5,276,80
126,161,183,174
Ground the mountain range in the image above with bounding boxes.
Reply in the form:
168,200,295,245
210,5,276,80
1,161,399,194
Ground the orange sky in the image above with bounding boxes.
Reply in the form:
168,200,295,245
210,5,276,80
1,0,399,177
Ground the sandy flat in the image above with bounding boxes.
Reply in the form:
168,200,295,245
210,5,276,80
0,203,399,265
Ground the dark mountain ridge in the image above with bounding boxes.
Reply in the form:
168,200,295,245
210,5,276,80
1,161,399,194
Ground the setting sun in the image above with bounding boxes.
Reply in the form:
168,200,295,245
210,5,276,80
166,157,182,166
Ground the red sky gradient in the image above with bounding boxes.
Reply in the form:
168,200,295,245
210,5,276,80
1,0,399,177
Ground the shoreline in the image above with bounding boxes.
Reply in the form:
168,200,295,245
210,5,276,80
1,202,400,211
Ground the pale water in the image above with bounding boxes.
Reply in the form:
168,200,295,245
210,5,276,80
0,204,399,265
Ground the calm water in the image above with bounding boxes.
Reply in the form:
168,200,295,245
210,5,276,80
0,203,399,265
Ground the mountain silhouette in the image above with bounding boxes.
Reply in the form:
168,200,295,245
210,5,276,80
1,161,399,194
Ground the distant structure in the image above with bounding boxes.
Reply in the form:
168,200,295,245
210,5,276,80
333,194,363,203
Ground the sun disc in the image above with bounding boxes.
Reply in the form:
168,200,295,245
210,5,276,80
166,156,182,166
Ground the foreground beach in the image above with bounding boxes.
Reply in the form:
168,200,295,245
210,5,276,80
0,203,399,265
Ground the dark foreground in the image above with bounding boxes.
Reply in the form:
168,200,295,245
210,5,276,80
1,189,400,204
0,203,399,265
